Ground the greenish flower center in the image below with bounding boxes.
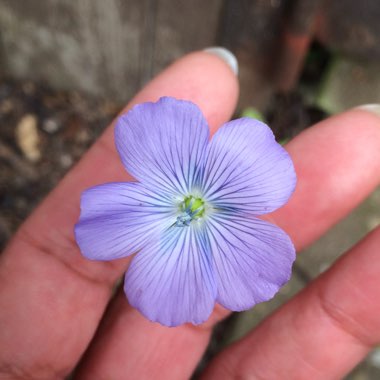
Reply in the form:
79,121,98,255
176,195,205,227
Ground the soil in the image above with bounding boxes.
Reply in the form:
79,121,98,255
0,78,119,250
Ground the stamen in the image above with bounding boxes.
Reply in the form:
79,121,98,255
175,195,205,227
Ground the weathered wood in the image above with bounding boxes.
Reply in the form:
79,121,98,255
317,0,380,60
0,0,223,104
218,0,285,109
0,0,286,110
0,0,151,103
274,0,322,92
152,0,223,76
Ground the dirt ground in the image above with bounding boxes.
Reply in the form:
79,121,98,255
0,78,119,251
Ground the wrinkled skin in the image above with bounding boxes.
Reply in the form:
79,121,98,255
0,51,380,380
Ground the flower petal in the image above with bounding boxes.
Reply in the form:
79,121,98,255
124,225,217,326
115,97,209,194
205,214,295,311
201,118,296,215
75,182,175,261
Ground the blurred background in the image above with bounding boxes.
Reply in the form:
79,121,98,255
0,0,379,378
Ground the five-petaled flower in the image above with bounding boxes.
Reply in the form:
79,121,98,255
75,97,297,327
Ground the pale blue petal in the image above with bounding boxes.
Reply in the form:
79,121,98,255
205,214,295,310
201,118,296,215
124,225,217,326
75,182,175,260
115,97,209,194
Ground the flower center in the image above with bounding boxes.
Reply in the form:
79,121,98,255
175,196,205,227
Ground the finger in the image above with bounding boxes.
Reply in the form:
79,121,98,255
74,108,380,380
272,107,380,249
0,51,239,379
202,225,380,380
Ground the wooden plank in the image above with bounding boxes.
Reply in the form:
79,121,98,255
219,0,285,110
0,0,147,103
0,0,224,103
152,0,224,77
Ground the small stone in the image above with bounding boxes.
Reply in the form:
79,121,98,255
60,153,73,168
0,99,13,114
75,129,90,143
42,118,60,134
15,114,41,162
22,81,35,95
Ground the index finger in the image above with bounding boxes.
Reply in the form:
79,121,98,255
0,51,239,378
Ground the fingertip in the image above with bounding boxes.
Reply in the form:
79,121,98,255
130,50,239,131
274,106,380,251
355,104,380,118
350,105,380,140
203,47,239,75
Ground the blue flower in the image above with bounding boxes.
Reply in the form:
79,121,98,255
75,97,296,327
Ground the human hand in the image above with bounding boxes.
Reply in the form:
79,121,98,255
0,49,380,380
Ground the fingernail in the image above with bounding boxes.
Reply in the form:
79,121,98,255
356,104,380,117
203,47,238,75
